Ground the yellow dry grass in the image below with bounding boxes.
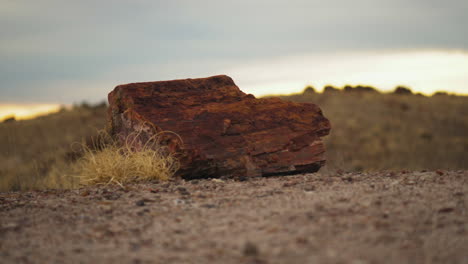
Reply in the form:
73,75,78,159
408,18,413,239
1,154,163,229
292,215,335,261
74,131,179,187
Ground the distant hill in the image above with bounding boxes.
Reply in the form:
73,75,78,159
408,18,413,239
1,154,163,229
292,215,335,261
277,87,468,172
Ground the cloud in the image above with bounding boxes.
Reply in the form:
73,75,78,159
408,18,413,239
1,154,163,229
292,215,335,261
4,49,467,105
1,0,467,102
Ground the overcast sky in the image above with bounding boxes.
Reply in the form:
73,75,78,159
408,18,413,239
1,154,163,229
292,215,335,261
1,0,468,104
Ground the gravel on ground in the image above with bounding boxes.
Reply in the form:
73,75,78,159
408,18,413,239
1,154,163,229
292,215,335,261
1,170,467,264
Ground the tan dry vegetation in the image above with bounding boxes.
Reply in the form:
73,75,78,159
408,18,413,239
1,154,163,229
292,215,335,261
75,131,179,187
0,104,107,191
279,90,468,172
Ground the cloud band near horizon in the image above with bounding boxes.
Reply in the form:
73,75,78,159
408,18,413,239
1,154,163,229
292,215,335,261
1,0,467,103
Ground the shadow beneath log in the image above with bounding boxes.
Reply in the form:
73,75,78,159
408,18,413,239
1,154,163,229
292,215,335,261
262,163,322,177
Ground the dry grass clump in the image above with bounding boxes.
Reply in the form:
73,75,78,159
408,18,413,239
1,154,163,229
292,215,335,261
73,131,179,187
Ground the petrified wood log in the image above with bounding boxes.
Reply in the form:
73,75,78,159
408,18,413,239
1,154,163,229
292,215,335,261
107,75,330,179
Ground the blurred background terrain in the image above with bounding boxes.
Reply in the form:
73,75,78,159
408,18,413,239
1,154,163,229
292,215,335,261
0,103,107,191
1,88,466,192
280,87,468,172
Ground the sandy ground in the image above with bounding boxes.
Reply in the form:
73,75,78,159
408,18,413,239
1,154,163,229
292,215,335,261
1,170,467,264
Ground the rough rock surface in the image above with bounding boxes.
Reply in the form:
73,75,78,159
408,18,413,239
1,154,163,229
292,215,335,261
2,171,467,264
107,75,330,179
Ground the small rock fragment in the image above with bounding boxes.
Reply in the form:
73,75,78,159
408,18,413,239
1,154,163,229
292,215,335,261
211,179,224,183
438,207,454,213
177,187,190,196
201,204,216,209
296,237,309,244
135,200,146,206
243,241,259,257
238,176,248,182
342,176,354,182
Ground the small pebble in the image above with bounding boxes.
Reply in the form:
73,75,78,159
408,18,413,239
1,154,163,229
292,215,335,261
243,241,259,257
296,237,308,244
211,179,224,183
238,176,248,182
135,200,145,206
438,207,454,213
201,204,216,209
177,187,190,196
342,176,354,182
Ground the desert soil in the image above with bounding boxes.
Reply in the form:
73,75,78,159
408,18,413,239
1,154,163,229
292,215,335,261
1,170,467,264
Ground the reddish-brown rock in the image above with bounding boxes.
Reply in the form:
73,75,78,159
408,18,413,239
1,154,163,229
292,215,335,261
107,75,331,179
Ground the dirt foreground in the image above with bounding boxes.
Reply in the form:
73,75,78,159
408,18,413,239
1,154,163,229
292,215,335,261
1,171,467,264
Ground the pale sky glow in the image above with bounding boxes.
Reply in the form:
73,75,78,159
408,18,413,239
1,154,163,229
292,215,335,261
2,49,468,121
1,0,467,118
0,104,61,121
230,50,468,96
